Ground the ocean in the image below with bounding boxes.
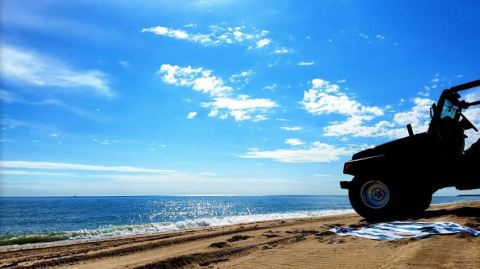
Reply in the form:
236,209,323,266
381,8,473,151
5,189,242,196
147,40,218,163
0,195,478,246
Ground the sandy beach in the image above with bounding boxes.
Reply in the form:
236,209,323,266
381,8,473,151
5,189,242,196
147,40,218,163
1,201,479,269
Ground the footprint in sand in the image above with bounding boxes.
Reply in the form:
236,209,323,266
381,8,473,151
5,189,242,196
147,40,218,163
209,241,229,248
263,233,280,238
227,235,252,242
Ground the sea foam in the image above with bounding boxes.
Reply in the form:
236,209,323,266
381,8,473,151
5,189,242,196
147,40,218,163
1,209,353,246
70,209,353,240
70,208,353,240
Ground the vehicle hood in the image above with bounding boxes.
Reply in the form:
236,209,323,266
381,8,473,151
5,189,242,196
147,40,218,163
352,132,429,160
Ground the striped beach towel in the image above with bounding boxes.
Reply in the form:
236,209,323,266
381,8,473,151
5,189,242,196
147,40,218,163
330,221,480,240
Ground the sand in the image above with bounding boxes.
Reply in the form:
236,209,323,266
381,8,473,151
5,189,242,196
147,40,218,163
1,201,479,269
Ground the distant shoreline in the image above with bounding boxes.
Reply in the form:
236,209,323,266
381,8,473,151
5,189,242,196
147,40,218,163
0,194,471,198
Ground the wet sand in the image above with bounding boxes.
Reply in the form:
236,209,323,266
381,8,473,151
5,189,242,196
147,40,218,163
1,201,479,269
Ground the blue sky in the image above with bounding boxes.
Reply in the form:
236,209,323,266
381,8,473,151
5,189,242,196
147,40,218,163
1,0,480,196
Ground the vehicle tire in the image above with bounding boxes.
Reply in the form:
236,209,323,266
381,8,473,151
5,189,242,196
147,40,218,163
405,191,432,216
348,177,400,220
418,192,432,212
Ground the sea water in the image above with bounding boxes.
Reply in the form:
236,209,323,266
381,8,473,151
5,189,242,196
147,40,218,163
0,195,478,246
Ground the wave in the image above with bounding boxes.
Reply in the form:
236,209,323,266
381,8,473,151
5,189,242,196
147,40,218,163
0,209,353,246
0,233,70,246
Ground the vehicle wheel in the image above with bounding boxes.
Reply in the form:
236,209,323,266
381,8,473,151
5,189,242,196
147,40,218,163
406,191,432,216
417,192,432,212
348,177,399,220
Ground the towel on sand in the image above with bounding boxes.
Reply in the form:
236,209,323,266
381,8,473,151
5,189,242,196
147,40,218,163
330,221,480,240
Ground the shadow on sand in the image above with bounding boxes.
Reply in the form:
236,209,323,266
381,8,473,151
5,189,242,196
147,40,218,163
362,205,480,224
420,206,480,219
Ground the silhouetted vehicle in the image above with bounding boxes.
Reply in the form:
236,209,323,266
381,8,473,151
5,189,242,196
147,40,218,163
340,80,480,219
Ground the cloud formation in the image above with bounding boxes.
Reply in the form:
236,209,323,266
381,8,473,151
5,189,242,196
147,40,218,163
255,38,271,48
187,111,198,119
272,47,292,54
202,95,277,121
300,78,446,139
323,96,434,138
229,70,253,85
298,61,314,66
463,107,480,147
1,45,113,97
142,25,270,48
285,138,304,146
302,79,384,117
241,141,356,163
159,64,232,97
280,126,302,131
158,64,277,121
0,161,175,173
262,84,277,91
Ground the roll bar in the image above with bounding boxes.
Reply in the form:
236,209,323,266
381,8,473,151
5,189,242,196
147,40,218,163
448,80,480,92
461,100,480,109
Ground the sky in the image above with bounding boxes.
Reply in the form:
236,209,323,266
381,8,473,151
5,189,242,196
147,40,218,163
1,0,480,196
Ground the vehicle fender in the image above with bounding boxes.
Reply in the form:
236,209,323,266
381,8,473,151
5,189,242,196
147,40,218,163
343,154,387,176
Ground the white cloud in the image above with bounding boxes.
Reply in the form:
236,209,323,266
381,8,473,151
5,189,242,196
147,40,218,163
302,79,384,117
1,170,72,176
158,64,232,97
465,91,480,103
204,96,276,110
256,38,271,48
148,143,167,152
285,138,304,146
298,61,314,66
187,111,198,119
464,107,480,147
300,78,438,139
263,83,277,91
314,174,333,177
359,33,369,39
280,126,302,131
322,94,434,138
202,95,277,121
272,47,292,54
1,45,113,97
159,64,276,122
240,141,356,163
393,97,433,129
323,115,402,138
0,161,176,173
142,25,269,47
229,70,253,84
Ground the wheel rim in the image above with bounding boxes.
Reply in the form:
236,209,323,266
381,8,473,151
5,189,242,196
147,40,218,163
360,180,390,209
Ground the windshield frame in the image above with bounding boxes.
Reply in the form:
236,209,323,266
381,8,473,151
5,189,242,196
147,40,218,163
439,98,460,120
